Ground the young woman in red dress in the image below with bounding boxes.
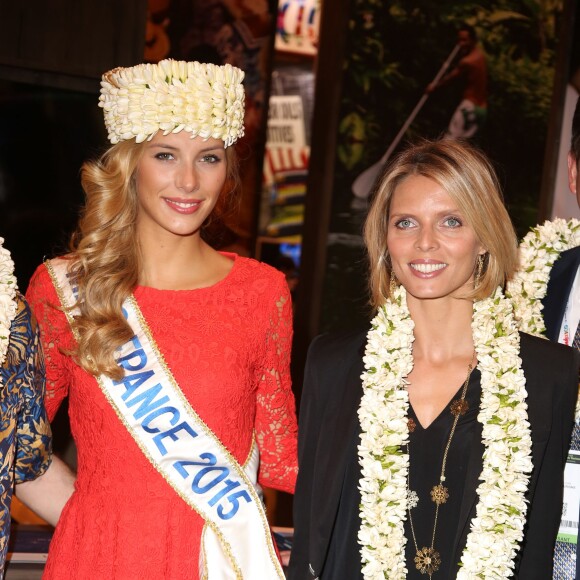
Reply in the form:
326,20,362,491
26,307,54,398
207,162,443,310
23,59,298,579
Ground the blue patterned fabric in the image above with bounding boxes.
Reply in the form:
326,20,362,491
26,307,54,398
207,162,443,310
0,294,52,568
553,321,580,580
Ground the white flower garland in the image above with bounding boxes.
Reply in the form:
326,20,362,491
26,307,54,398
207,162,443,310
0,238,18,385
506,218,580,337
358,285,413,579
507,218,580,420
358,285,533,579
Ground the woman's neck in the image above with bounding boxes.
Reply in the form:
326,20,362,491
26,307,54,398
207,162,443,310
407,294,476,363
136,232,232,291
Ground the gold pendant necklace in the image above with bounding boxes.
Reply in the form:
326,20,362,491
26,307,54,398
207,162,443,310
407,352,475,578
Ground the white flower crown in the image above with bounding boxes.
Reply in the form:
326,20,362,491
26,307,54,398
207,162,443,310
99,59,245,148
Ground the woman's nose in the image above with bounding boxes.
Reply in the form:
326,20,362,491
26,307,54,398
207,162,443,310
415,226,438,251
176,163,198,193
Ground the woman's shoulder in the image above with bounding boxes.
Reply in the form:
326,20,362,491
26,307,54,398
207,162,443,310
27,256,75,288
25,258,71,310
519,331,578,364
13,291,32,320
229,256,288,298
26,262,53,297
519,331,579,402
307,327,369,367
234,255,285,281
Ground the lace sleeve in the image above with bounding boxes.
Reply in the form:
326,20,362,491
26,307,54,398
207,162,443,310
25,264,72,421
255,274,298,494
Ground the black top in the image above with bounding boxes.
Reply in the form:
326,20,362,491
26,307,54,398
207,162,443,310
321,369,483,580
405,369,483,578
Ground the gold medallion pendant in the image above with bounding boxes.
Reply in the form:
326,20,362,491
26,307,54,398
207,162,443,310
415,547,441,575
430,484,449,505
450,399,469,417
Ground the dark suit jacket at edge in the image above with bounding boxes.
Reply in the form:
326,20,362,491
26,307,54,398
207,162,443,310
288,329,579,580
542,244,580,580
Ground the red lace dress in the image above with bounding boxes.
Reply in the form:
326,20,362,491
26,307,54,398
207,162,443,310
26,254,298,579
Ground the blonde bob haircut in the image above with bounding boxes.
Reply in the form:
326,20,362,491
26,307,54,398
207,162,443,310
67,139,239,379
364,138,518,309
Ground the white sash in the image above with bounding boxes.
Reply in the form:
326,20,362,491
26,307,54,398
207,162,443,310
47,258,284,580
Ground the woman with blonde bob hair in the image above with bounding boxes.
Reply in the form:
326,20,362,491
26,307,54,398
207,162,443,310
289,139,578,580
24,59,298,579
365,139,518,307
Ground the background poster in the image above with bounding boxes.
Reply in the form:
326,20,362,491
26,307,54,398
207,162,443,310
274,0,320,56
318,0,566,333
550,17,580,221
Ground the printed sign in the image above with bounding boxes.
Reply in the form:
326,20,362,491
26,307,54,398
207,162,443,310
267,95,306,149
275,0,320,55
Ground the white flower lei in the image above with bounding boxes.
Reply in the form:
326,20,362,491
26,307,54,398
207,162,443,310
358,285,533,579
506,218,580,337
506,218,580,420
0,238,18,385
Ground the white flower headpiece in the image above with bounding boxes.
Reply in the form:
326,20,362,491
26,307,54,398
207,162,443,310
0,238,18,380
99,59,245,147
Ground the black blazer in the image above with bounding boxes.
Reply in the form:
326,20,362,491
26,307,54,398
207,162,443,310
288,330,579,580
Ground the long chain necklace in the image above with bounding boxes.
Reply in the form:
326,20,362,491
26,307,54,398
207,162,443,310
406,352,475,578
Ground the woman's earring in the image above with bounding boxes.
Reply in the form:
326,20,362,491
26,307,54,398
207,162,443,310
474,255,484,289
390,270,398,296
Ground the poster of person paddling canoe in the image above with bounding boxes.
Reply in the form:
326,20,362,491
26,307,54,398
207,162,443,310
318,0,567,333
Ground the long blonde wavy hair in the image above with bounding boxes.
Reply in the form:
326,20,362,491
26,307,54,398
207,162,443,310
67,138,239,379
364,139,519,309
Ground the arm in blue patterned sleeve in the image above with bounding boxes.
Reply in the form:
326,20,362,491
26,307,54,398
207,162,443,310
13,294,52,482
14,295,76,525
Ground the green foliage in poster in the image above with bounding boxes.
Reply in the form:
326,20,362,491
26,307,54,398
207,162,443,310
321,0,564,333
334,0,562,229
